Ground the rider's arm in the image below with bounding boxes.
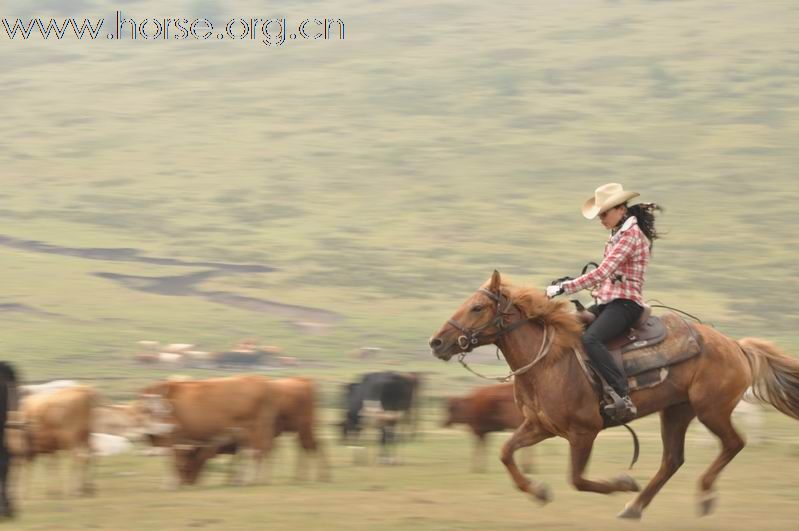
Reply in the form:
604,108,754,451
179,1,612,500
560,230,637,295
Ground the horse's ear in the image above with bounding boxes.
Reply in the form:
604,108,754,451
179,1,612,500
489,270,501,293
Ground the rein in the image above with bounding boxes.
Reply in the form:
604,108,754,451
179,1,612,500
646,299,704,324
448,288,555,382
458,326,554,382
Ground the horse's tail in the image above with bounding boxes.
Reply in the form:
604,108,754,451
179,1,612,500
738,337,799,420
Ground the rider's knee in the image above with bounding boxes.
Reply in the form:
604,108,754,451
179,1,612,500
581,331,600,348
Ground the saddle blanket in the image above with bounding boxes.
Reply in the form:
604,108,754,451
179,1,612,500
625,313,703,390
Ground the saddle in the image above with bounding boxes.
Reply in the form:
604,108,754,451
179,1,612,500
573,305,704,426
576,304,668,370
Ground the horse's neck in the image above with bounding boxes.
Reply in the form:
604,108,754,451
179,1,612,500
497,315,581,397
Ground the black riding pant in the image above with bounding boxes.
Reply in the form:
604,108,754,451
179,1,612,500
583,299,644,396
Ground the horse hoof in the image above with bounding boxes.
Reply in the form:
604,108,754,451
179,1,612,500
532,483,552,505
617,501,642,520
698,492,717,517
615,474,640,492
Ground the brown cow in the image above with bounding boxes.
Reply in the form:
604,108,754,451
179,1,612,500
444,383,532,473
136,375,279,488
271,377,330,481
174,377,330,485
7,386,99,497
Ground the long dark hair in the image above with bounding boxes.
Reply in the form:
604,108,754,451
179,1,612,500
622,202,662,248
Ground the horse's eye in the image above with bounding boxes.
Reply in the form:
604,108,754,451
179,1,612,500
471,305,484,313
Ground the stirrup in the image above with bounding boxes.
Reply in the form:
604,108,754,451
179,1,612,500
603,389,636,421
602,389,626,416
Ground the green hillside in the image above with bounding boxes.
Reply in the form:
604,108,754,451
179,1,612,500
1,0,797,385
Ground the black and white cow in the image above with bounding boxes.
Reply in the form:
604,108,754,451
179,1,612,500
341,371,420,464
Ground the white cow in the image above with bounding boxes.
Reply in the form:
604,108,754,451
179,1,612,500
20,380,78,397
90,434,132,457
92,401,180,454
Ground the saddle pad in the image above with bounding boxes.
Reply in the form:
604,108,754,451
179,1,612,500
621,314,703,377
628,366,668,391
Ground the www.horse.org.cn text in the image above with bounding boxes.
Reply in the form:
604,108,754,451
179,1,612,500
1,12,346,47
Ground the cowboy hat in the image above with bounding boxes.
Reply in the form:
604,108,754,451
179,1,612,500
581,183,639,220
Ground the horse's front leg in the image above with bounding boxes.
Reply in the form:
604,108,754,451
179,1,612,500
500,419,553,503
568,430,640,494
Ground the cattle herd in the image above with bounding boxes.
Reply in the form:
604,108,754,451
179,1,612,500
0,362,535,520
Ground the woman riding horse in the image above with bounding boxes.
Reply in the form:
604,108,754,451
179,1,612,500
430,271,799,518
546,183,661,422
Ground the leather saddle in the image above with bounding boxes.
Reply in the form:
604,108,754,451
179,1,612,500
576,304,668,368
574,304,664,424
573,303,703,425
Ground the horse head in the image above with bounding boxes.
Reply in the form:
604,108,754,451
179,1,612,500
429,270,510,361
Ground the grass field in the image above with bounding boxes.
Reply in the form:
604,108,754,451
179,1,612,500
11,407,799,530
1,0,798,528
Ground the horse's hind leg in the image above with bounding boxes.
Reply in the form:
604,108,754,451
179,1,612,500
500,420,552,503
568,430,640,495
521,446,534,474
618,402,695,519
694,406,745,516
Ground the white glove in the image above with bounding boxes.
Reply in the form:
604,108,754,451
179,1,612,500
546,284,564,298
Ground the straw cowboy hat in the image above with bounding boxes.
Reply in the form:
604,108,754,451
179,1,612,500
581,183,640,220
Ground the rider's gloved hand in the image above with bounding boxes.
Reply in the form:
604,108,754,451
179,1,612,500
546,284,564,298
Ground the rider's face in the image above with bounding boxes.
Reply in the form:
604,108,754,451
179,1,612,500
598,205,625,229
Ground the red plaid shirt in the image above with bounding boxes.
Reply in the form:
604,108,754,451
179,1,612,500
560,217,650,306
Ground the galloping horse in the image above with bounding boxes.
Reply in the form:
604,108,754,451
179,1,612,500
429,271,799,519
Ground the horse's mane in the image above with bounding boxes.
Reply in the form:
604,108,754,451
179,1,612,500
498,281,585,355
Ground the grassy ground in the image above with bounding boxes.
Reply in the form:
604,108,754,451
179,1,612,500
11,406,799,530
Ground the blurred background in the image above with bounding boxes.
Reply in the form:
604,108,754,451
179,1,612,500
1,0,798,529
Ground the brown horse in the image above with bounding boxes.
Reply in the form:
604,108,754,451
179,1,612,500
429,271,799,519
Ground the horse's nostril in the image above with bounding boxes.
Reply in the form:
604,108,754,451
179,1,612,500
429,338,443,350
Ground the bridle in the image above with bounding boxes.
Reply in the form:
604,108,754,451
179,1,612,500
447,288,555,382
446,288,517,352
